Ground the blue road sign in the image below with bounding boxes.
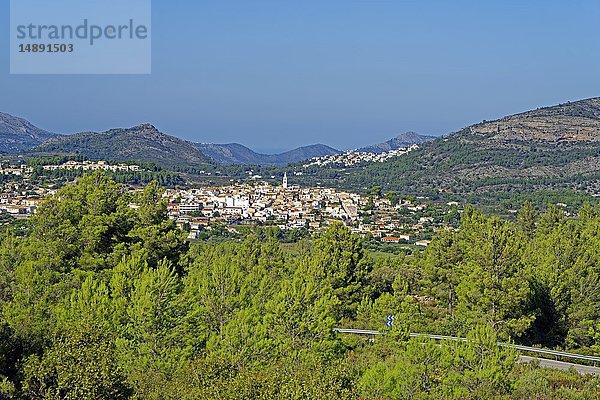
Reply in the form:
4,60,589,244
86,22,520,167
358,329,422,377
386,315,395,328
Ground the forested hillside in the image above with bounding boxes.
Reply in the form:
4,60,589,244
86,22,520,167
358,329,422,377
300,98,600,201
0,173,599,399
34,124,212,169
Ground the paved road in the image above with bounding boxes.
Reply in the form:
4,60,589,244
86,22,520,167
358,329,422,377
518,356,600,375
333,328,600,375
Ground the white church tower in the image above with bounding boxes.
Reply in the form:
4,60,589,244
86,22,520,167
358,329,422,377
282,172,288,189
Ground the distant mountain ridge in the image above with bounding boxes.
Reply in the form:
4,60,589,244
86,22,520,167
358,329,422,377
357,132,436,153
0,112,57,153
197,132,436,166
35,124,212,167
0,111,435,168
197,143,340,166
0,111,341,167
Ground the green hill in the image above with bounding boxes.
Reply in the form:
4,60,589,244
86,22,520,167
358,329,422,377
303,97,600,200
35,123,212,168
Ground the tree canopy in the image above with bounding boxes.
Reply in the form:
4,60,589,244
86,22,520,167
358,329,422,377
0,173,598,399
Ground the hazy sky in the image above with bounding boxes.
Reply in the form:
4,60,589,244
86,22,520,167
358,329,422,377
1,0,599,153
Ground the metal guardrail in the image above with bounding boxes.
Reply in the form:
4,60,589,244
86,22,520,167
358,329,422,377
333,328,600,366
506,343,600,364
333,328,383,336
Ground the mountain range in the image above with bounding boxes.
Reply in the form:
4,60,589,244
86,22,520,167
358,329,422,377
4,96,600,199
0,112,430,167
196,143,340,166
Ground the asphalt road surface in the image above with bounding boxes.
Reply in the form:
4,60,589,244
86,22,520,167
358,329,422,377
518,356,600,375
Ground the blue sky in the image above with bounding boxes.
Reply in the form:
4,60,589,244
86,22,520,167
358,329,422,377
1,0,599,153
